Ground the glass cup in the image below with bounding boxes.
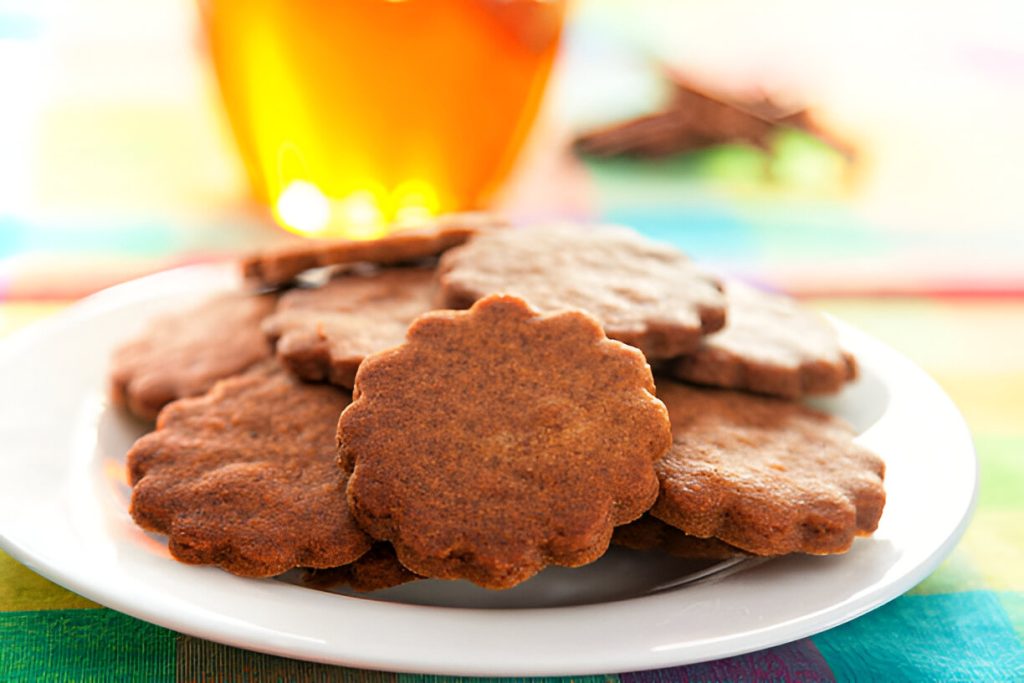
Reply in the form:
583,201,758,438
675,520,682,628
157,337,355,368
198,0,566,239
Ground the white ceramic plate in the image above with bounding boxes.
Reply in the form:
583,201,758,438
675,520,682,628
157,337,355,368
0,264,976,676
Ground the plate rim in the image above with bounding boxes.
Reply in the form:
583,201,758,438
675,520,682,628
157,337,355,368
0,263,978,676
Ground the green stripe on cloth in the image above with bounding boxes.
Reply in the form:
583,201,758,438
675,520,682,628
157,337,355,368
0,609,175,682
975,433,1024,509
175,635,398,682
910,433,1024,597
0,551,97,611
813,591,1024,681
909,547,988,596
958,510,1024,591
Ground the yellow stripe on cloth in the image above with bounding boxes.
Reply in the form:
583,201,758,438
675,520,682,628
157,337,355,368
0,551,98,612
0,302,70,338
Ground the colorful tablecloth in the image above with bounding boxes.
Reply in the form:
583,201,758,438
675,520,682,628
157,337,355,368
3,0,1024,679
2,293,1022,680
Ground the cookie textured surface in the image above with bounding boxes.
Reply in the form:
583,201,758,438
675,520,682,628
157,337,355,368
613,515,746,560
338,294,671,589
263,267,437,388
669,280,857,398
651,379,885,556
303,543,420,593
127,361,371,577
242,212,504,287
438,224,725,358
110,291,275,421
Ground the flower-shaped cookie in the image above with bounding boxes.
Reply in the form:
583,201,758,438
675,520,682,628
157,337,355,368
438,224,726,359
669,280,857,398
263,267,437,388
338,295,672,588
302,543,420,593
651,379,886,556
612,515,745,560
128,361,371,576
242,212,505,287
110,291,275,420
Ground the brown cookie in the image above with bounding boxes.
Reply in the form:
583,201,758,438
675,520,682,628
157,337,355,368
438,224,725,359
338,294,672,589
574,72,855,160
574,79,777,158
262,267,437,388
651,379,885,556
669,280,857,399
127,361,371,577
302,543,420,593
242,212,505,287
110,291,276,421
613,515,746,561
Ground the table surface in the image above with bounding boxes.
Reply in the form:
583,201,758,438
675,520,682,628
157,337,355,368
2,0,1024,680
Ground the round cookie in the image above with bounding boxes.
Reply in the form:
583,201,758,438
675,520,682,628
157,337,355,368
110,291,276,421
651,378,886,556
669,280,857,398
437,224,726,359
338,294,672,589
127,361,371,577
263,267,438,388
242,212,505,287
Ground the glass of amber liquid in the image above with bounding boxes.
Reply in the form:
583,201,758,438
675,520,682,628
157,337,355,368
198,0,566,238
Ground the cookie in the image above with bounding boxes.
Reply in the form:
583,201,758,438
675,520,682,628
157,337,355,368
127,361,371,577
242,212,505,287
438,224,726,358
651,379,885,556
263,267,437,388
302,543,420,593
574,73,854,160
613,515,746,561
668,280,857,399
574,80,776,158
110,291,276,421
338,294,672,589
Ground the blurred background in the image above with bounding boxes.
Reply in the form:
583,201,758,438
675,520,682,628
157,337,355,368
2,0,1023,299
1,1,1023,676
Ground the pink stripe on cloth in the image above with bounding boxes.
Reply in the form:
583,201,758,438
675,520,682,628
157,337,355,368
0,253,233,302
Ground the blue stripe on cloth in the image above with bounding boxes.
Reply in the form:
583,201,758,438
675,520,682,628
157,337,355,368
620,638,834,683
0,216,176,258
0,217,25,259
0,12,41,39
603,206,758,266
813,591,1024,681
997,592,1024,643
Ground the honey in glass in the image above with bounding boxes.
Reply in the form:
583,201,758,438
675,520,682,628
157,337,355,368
198,0,566,238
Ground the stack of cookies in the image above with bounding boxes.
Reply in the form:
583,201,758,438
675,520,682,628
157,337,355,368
113,215,885,592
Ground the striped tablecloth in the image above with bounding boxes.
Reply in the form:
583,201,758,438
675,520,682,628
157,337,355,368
3,237,1024,681
3,1,1024,679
